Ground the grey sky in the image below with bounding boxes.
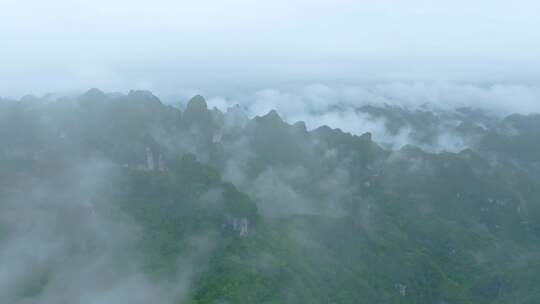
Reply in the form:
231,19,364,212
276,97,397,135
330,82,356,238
1,0,540,97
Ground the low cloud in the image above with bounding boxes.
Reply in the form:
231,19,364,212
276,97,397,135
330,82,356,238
207,82,540,118
0,159,198,304
203,82,539,152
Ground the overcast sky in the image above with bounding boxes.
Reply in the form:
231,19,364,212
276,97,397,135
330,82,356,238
1,0,540,97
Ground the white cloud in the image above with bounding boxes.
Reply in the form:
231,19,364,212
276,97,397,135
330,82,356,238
203,82,540,151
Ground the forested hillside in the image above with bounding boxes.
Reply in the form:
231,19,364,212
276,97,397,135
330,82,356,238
1,90,539,303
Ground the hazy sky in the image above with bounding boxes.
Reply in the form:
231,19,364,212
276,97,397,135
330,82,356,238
1,0,540,97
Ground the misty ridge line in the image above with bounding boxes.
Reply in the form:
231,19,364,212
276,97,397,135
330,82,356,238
6,82,540,115
1,85,538,219
4,82,540,154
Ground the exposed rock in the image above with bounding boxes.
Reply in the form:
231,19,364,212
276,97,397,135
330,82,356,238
227,216,249,238
396,283,407,296
146,147,154,171
239,217,249,238
158,153,167,171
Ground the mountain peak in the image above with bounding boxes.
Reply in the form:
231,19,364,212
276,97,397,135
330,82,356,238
128,90,160,101
359,132,372,142
186,95,208,112
293,121,307,133
125,90,163,107
80,88,106,101
260,110,283,123
182,95,213,129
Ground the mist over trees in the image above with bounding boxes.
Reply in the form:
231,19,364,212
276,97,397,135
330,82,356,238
1,89,539,303
3,0,540,302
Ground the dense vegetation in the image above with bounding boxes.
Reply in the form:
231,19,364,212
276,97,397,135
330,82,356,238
1,89,539,303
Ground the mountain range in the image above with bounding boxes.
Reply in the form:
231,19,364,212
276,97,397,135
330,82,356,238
1,89,539,303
